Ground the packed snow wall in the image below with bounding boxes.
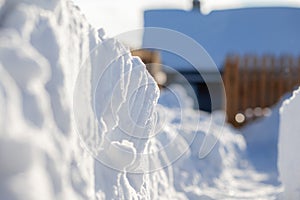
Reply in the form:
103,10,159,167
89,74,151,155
278,87,300,199
0,0,100,199
0,0,185,199
0,0,285,200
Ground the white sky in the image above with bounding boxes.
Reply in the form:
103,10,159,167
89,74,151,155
73,0,300,47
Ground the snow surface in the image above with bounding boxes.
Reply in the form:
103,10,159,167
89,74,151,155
241,93,292,184
0,0,183,199
158,85,281,199
0,0,297,199
278,87,300,199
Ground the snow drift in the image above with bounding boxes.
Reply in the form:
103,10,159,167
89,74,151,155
0,1,96,199
278,87,300,199
0,0,292,199
0,0,182,199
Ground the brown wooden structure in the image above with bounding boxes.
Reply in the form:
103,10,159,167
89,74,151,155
223,55,300,127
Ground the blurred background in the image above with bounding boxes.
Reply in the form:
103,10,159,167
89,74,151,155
73,0,300,128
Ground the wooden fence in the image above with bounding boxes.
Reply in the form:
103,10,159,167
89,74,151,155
223,55,300,127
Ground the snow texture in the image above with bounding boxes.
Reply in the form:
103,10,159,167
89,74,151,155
0,0,179,199
0,0,295,199
241,93,292,184
278,87,300,199
158,85,281,199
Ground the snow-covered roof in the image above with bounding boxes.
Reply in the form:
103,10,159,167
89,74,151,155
143,7,300,70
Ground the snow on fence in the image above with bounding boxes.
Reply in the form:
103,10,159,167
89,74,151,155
224,55,300,127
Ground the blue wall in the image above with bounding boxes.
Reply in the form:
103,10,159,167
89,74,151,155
143,7,300,70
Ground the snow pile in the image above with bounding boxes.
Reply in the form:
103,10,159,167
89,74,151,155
0,0,286,199
278,87,300,199
241,94,292,181
158,85,280,199
0,0,181,199
0,0,97,199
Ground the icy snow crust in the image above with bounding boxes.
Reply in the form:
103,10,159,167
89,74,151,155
0,0,287,199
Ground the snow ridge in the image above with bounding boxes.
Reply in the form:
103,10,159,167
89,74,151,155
0,0,169,199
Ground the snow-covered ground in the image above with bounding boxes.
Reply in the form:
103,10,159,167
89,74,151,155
0,0,299,199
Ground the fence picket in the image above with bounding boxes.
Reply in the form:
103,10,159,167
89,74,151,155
223,55,300,127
